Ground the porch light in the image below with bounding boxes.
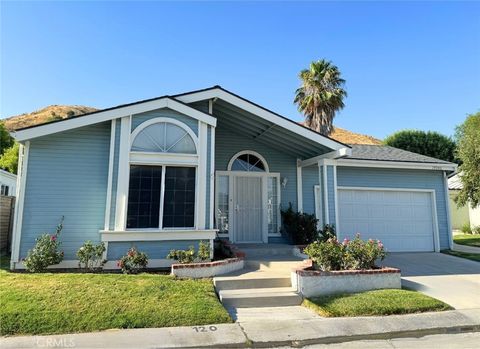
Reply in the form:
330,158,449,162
281,177,288,188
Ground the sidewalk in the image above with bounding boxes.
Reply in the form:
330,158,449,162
2,309,480,349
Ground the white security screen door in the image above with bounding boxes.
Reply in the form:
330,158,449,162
234,176,263,243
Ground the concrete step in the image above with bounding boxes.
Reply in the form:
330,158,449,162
219,287,302,308
214,275,291,290
238,244,296,258
244,259,303,272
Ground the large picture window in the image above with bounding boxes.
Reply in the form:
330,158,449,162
126,165,196,229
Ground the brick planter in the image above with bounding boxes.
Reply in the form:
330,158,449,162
171,257,244,278
291,260,401,297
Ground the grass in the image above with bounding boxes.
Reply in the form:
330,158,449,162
303,289,452,317
441,249,480,262
454,234,480,248
0,256,231,336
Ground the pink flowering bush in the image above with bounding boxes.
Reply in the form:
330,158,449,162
23,217,65,272
117,247,148,274
304,233,386,271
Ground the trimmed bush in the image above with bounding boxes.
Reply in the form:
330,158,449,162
117,247,148,274
167,241,211,264
77,241,106,271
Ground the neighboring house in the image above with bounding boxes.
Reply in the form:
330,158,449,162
0,169,17,197
9,86,457,270
448,173,480,230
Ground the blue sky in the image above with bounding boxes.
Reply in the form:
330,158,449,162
1,1,479,139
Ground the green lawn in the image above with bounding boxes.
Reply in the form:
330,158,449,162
441,249,480,262
454,234,480,248
303,289,452,317
0,256,231,336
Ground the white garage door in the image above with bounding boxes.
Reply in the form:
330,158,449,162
338,188,436,252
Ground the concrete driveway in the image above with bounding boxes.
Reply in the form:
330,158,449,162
383,253,480,310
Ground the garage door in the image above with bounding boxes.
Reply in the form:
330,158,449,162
338,188,436,252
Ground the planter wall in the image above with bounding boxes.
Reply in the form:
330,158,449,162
171,257,244,278
292,260,401,297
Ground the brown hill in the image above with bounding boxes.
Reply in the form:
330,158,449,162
3,105,98,131
330,126,382,145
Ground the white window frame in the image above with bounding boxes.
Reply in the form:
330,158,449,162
227,150,270,172
121,117,201,232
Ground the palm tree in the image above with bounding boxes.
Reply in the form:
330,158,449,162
294,59,347,136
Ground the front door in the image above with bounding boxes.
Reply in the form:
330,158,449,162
234,176,263,243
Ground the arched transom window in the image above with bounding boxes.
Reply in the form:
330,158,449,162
131,121,197,154
228,151,269,172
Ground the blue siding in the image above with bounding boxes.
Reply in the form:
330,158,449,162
107,240,201,260
215,126,297,210
131,108,198,136
20,123,110,259
302,165,319,215
109,119,121,230
188,101,210,114
327,165,336,225
337,167,449,249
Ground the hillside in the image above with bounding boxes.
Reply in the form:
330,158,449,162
3,105,98,131
330,126,382,145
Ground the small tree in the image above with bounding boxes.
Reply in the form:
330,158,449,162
384,130,457,163
454,112,480,208
0,121,14,156
0,142,19,174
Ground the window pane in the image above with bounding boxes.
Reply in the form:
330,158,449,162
131,122,196,154
268,177,279,234
215,176,229,233
231,153,265,172
163,167,196,228
126,165,162,228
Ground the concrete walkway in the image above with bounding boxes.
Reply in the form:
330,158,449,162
2,309,479,349
383,253,480,309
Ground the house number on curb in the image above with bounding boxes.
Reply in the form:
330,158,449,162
192,326,217,332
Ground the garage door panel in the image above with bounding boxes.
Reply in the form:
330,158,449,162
338,189,435,252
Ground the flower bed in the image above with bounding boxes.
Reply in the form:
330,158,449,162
292,234,401,296
291,259,401,297
170,240,245,278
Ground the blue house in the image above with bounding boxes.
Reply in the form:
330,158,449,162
10,86,457,269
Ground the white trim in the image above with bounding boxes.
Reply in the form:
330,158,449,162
336,159,457,172
337,186,441,252
11,142,29,266
175,88,345,151
314,185,323,228
197,121,208,229
13,97,216,141
129,152,198,166
262,176,268,243
115,116,131,231
296,159,303,212
443,171,454,250
300,148,352,167
0,169,17,181
104,119,116,230
209,126,215,229
227,150,270,172
100,229,217,242
322,163,329,225
129,116,199,151
333,165,339,231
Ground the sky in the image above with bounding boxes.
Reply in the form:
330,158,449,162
1,1,479,139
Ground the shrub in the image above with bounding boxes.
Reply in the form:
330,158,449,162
167,241,211,264
319,224,336,241
281,203,322,244
304,233,386,271
304,238,345,271
473,226,480,235
213,238,234,260
23,218,64,272
117,247,148,274
77,241,106,271
461,223,472,234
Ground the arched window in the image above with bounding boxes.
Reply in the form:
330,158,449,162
228,151,269,172
131,121,196,154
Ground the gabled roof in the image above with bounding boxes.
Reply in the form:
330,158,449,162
448,173,463,190
11,86,348,152
347,144,452,164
